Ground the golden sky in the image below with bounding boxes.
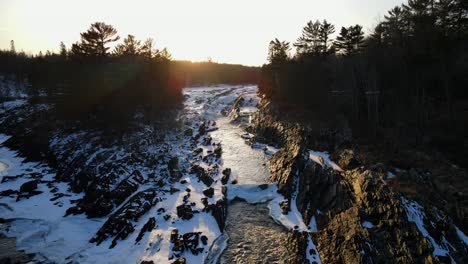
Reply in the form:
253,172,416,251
1,0,404,66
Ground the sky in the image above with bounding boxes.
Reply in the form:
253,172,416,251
1,0,405,66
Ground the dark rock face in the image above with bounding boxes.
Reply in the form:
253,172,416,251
202,188,214,198
208,198,227,231
330,148,360,170
170,229,204,256
190,164,214,187
176,204,197,220
221,168,231,185
228,96,245,121
250,97,467,263
89,189,160,248
19,180,38,193
135,217,156,243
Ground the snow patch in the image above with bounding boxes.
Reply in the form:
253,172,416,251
308,150,343,172
362,221,374,229
401,197,450,257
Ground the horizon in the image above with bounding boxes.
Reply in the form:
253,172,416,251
2,0,405,66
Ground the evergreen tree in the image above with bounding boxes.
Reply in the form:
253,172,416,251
59,41,67,57
10,40,15,54
114,35,142,56
334,25,365,55
294,20,322,56
155,48,172,61
319,20,336,54
268,38,290,64
140,38,156,58
71,22,120,58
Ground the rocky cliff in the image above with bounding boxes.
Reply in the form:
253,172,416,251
248,97,468,263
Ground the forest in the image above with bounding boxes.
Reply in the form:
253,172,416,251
260,0,468,164
0,22,258,127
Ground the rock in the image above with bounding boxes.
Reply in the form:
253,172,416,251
168,157,181,179
135,217,156,243
172,258,186,264
193,148,203,155
19,180,38,193
170,187,180,194
231,179,238,185
90,189,159,248
180,179,188,184
214,146,222,158
201,235,208,245
203,188,214,198
184,128,193,137
221,168,231,184
331,149,360,170
163,214,171,221
279,200,290,215
190,164,214,187
170,231,203,256
0,189,18,197
198,122,206,135
209,198,227,231
258,184,269,190
221,186,227,196
176,204,196,220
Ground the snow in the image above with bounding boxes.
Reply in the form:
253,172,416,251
308,150,343,172
386,171,396,179
362,221,374,229
401,197,450,257
1,85,323,263
455,226,468,246
309,215,318,232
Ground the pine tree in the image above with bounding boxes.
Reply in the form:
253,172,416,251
71,22,120,57
140,38,156,58
59,41,67,57
114,35,142,56
10,40,15,54
319,20,336,54
294,20,322,56
334,25,365,55
268,38,290,64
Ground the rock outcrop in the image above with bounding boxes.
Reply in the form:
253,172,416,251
250,97,468,263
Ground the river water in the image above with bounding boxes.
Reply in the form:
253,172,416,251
183,86,290,263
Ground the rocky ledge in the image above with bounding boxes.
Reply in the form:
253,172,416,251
248,97,468,263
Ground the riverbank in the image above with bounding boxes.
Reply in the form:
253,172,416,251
247,95,468,263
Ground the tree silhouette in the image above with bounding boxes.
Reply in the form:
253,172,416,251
71,22,120,58
319,20,336,54
155,48,172,61
10,40,15,54
294,20,322,56
59,41,67,58
334,25,365,55
268,38,290,64
114,35,142,56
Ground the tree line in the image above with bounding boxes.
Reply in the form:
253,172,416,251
260,0,468,162
0,22,259,129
